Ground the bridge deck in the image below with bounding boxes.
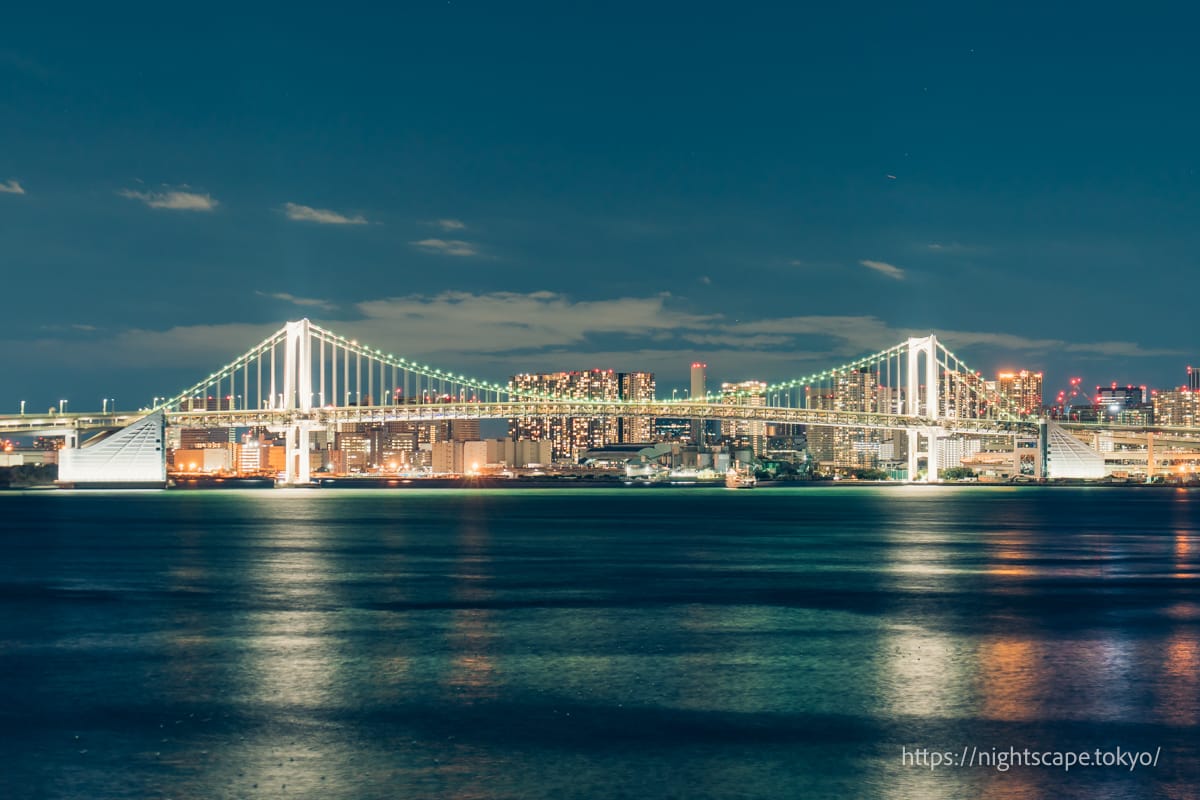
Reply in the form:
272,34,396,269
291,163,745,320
6,404,1200,440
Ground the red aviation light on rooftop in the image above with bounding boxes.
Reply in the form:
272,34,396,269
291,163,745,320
692,362,707,368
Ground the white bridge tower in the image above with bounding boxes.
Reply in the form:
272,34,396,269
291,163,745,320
905,335,944,482
277,318,320,485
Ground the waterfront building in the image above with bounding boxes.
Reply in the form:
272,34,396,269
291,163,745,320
431,440,490,473
484,438,553,468
0,448,57,467
720,380,767,456
172,446,232,473
238,433,269,474
938,437,983,469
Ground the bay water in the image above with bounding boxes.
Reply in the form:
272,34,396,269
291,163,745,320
1,486,1197,799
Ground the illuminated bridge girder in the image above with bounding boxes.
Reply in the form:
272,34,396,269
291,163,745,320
157,401,1035,437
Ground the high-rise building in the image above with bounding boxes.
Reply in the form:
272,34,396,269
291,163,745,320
379,421,418,467
334,429,371,472
690,362,707,400
720,380,767,455
805,387,837,464
996,370,1044,416
831,369,885,469
1154,389,1200,427
179,427,233,448
446,419,480,441
1095,385,1152,425
619,371,656,442
690,362,707,445
1189,366,1199,391
940,371,987,419
1096,385,1146,408
508,369,651,460
803,370,897,471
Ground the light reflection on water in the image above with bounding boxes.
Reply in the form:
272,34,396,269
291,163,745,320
1157,633,1200,728
977,637,1042,723
1,487,1198,799
882,625,973,720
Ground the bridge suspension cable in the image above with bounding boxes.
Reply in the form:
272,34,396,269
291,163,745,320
151,321,1035,427
154,319,617,413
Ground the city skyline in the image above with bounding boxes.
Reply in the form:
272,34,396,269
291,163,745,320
3,311,1196,416
3,4,1199,407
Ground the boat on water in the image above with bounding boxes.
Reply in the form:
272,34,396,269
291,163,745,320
725,463,757,489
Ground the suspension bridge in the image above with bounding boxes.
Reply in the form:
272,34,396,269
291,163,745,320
3,319,1197,487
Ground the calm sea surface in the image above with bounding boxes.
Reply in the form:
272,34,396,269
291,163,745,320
1,486,1198,799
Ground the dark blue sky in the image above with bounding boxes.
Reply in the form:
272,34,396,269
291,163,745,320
2,2,1197,410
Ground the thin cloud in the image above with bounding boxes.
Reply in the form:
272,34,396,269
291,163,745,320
37,322,99,333
0,179,25,195
411,238,478,257
426,218,466,231
733,315,896,354
7,294,1179,391
255,291,337,312
926,242,983,255
352,291,715,354
682,333,794,348
283,202,368,225
911,329,1184,358
859,259,906,280
119,186,217,211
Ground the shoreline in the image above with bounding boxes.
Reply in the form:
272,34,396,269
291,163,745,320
4,478,1196,491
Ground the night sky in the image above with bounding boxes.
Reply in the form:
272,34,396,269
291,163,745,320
3,3,1197,411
